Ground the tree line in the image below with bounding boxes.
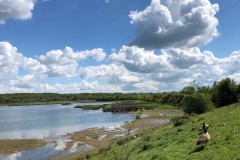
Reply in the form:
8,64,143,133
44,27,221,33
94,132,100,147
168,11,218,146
0,78,239,115
0,92,164,105
179,78,240,114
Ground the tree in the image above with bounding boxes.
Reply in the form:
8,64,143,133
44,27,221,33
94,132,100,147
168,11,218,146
181,93,214,114
180,80,199,94
212,78,238,107
196,86,211,94
180,86,195,94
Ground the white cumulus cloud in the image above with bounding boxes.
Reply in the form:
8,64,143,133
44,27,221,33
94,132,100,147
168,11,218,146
39,46,106,77
10,74,37,89
0,41,24,78
0,0,35,24
129,0,219,49
109,45,172,73
79,64,142,84
108,45,240,92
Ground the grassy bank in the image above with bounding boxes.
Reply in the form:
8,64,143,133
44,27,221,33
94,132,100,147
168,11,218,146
90,103,240,160
52,105,183,159
0,139,47,154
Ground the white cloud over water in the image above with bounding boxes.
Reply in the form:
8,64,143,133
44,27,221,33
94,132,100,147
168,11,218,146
129,0,219,49
0,0,239,94
1,40,240,93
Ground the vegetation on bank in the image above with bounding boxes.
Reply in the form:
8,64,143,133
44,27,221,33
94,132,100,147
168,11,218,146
0,93,164,106
90,103,240,160
1,78,239,114
0,139,47,154
0,77,240,159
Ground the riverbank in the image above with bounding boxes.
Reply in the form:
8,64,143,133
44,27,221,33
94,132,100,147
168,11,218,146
91,103,240,160
50,108,183,159
0,108,183,159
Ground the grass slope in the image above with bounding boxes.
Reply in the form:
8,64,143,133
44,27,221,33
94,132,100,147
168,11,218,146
91,103,240,160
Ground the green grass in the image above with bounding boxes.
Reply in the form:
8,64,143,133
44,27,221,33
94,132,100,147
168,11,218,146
90,103,240,160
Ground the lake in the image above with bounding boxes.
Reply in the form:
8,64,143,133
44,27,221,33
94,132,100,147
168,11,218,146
0,102,135,140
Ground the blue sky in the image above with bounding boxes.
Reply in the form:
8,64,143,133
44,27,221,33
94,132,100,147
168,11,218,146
0,0,239,93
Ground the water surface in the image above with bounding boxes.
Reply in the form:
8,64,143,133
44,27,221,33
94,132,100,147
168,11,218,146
0,102,134,140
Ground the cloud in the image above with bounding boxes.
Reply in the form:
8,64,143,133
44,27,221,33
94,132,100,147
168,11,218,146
122,81,160,92
1,41,239,93
39,46,106,77
0,42,107,80
7,79,100,93
109,45,217,74
129,0,219,49
23,57,48,76
79,64,141,84
109,45,240,91
0,41,24,78
0,0,35,24
0,42,52,80
162,47,216,69
109,45,172,73
10,74,37,89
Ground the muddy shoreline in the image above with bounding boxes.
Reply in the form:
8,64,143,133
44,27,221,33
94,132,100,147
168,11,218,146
0,109,183,160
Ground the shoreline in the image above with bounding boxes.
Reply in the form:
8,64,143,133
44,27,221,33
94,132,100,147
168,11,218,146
55,108,183,159
0,108,183,159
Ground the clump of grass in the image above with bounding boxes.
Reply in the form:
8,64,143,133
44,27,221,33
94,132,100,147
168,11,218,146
171,115,190,127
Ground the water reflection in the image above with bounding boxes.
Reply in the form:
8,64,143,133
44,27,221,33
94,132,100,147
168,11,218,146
0,136,71,160
0,102,134,140
0,102,134,159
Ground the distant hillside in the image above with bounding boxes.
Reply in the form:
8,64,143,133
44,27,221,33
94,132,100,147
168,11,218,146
91,103,240,160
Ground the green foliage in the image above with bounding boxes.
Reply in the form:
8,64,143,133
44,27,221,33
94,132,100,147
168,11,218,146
135,108,143,119
161,93,184,106
212,78,238,107
181,93,214,114
235,84,240,102
180,86,195,94
196,86,212,94
0,93,166,105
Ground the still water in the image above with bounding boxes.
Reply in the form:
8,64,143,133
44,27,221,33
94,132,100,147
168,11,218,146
0,102,134,140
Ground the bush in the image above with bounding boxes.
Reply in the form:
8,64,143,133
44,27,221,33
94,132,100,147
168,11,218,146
161,93,184,106
181,93,214,114
212,78,238,107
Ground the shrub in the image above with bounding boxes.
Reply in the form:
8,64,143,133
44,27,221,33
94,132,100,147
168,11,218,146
212,78,238,107
135,108,143,119
181,93,214,114
171,115,190,127
161,93,184,106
